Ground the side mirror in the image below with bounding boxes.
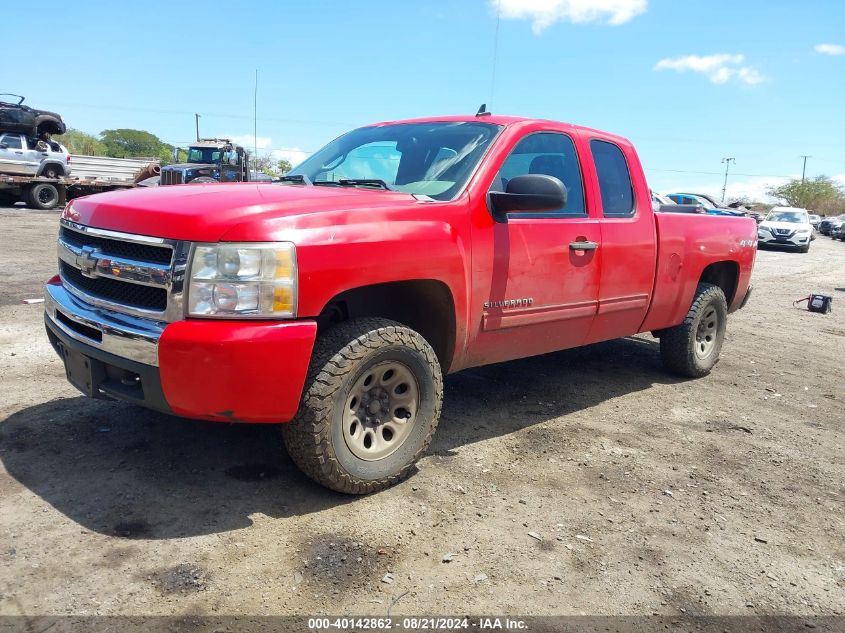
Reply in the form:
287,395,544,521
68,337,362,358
172,147,182,162
489,174,567,221
0,143,7,149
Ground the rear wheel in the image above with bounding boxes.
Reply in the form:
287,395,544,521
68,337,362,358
25,183,59,210
40,165,62,179
283,318,443,494
660,283,727,378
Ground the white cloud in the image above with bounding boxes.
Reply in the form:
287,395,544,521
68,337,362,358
815,43,845,56
654,54,765,85
270,147,309,168
494,0,646,32
226,134,273,150
222,133,309,167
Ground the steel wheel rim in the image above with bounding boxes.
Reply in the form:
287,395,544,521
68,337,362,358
695,306,718,359
38,188,55,204
342,360,420,461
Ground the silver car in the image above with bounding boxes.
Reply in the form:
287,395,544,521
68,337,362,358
0,132,71,178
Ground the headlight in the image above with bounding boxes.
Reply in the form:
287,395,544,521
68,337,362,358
187,243,297,318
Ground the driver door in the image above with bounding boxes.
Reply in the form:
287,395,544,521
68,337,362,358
466,131,601,367
0,133,26,174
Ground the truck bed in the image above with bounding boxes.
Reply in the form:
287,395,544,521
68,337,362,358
641,213,757,332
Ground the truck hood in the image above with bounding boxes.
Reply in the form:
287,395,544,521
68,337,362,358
64,182,422,242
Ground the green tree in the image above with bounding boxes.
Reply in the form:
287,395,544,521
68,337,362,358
100,129,173,164
767,176,845,214
57,128,107,156
251,154,276,176
277,159,292,175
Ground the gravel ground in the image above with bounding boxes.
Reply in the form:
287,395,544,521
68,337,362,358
0,204,843,617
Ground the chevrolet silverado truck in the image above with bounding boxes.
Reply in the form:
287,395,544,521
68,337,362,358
44,114,757,494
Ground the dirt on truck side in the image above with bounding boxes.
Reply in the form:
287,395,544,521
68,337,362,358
0,204,843,618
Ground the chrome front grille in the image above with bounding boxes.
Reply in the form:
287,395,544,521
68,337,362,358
160,169,183,186
56,220,189,322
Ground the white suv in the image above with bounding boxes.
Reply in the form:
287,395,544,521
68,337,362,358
0,132,71,178
758,207,814,253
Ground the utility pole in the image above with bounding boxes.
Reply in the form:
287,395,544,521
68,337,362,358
800,155,810,183
195,113,201,141
721,157,735,204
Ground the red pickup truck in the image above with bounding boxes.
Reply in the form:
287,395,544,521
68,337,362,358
45,114,756,493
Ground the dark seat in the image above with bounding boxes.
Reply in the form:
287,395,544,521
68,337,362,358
528,154,583,213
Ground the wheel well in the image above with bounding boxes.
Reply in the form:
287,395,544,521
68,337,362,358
318,280,456,372
38,162,64,177
699,261,739,306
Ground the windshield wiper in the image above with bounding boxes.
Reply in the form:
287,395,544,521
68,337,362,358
276,174,312,185
311,179,396,191
339,179,395,191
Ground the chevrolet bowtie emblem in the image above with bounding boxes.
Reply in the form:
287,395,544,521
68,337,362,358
76,246,100,277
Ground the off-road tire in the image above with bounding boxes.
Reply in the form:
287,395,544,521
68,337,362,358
283,318,443,494
25,183,59,210
799,244,810,253
659,282,728,378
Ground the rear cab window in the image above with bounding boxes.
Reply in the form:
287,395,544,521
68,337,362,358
590,139,634,217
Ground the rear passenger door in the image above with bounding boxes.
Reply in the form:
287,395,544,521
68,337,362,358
584,138,657,343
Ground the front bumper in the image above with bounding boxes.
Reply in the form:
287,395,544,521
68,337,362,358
757,232,811,248
45,278,317,423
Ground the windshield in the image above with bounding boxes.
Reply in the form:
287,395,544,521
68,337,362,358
766,211,807,223
289,122,502,200
187,147,222,164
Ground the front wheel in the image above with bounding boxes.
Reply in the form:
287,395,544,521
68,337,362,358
283,318,443,494
659,283,728,378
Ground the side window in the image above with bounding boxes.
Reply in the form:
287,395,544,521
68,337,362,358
590,139,634,217
492,132,585,216
1,134,22,150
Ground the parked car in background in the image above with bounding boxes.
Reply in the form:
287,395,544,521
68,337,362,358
757,207,814,252
818,217,838,235
651,190,676,211
830,215,845,240
667,192,743,216
808,214,821,228
0,133,71,178
652,191,705,214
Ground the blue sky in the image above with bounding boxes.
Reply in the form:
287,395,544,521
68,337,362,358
4,0,844,200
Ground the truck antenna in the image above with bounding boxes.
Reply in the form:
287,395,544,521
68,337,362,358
254,69,258,170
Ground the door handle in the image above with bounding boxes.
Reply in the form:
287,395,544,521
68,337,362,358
569,240,599,251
